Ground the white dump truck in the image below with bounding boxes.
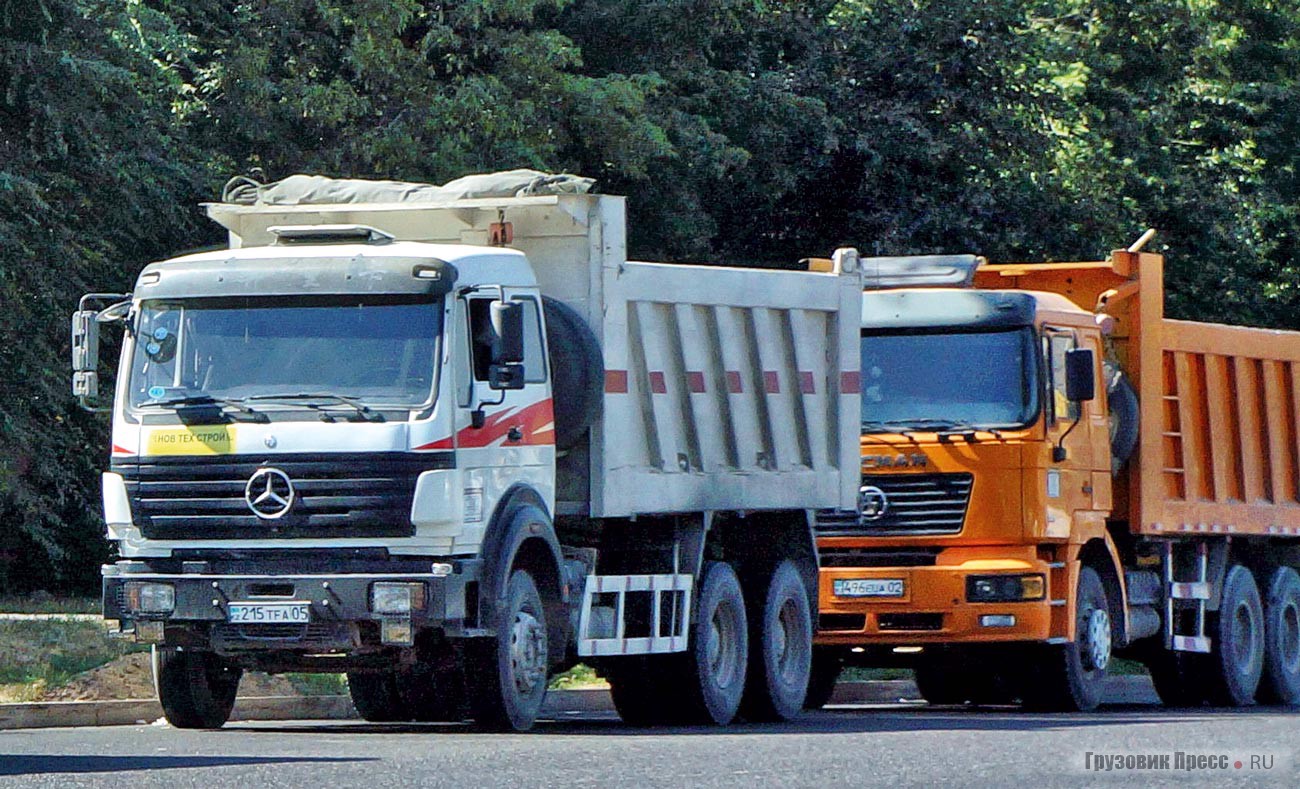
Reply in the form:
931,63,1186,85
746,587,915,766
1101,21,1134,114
72,173,863,730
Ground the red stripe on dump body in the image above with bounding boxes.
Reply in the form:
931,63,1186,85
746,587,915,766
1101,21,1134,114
605,370,629,393
799,371,816,394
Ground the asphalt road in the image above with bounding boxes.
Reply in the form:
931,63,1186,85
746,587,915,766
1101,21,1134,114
1,703,1296,788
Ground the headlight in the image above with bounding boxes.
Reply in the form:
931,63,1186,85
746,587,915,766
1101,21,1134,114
371,582,427,615
966,574,1045,603
123,582,175,614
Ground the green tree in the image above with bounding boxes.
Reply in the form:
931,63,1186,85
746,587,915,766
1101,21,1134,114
0,0,206,591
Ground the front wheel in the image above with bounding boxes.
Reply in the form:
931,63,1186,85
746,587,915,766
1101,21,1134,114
914,657,969,705
471,569,550,731
741,560,813,721
346,670,408,722
1022,566,1111,712
154,647,242,729
804,648,843,710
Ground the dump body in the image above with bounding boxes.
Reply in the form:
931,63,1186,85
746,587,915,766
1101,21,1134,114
208,196,861,519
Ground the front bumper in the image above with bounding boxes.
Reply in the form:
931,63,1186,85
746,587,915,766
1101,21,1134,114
815,556,1054,645
102,559,475,654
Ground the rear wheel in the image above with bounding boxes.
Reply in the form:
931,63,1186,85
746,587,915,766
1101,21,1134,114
680,562,748,724
1259,566,1300,705
154,647,242,729
606,655,687,726
1205,564,1264,706
741,560,813,721
1144,647,1209,707
471,569,550,731
1022,566,1111,711
804,648,843,710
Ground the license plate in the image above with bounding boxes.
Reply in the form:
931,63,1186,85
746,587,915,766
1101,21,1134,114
833,578,905,598
227,603,311,624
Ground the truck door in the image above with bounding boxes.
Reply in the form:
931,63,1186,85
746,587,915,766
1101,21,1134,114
1043,327,1101,532
454,290,556,548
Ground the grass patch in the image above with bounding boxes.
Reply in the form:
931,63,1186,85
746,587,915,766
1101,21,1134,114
284,673,348,696
0,595,99,615
1109,657,1148,676
0,619,145,702
549,663,606,690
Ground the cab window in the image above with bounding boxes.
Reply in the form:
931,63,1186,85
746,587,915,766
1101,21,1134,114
1044,330,1080,422
466,296,547,384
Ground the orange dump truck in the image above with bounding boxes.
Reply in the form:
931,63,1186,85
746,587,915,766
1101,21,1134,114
809,237,1300,710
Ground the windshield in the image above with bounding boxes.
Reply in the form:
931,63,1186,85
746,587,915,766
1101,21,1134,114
861,327,1038,430
128,295,441,410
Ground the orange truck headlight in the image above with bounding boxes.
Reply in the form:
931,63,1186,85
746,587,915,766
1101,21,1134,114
966,574,1045,603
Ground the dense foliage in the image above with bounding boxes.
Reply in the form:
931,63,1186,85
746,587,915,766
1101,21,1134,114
2,0,1298,591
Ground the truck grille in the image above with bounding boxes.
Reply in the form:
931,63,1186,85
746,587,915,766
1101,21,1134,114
112,452,452,540
815,473,973,536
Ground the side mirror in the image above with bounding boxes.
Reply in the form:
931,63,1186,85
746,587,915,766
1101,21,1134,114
72,310,100,373
491,300,525,365
1065,348,1096,402
71,295,130,412
487,300,526,391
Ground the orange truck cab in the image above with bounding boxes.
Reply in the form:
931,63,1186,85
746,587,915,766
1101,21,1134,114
809,240,1300,712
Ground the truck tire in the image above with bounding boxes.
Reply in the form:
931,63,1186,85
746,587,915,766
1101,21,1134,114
680,561,749,724
913,658,968,705
741,560,813,721
1259,566,1300,705
542,295,603,451
154,647,242,729
347,670,410,722
1205,564,1264,706
804,647,843,710
606,655,686,726
1105,363,1139,473
1022,566,1111,711
402,644,470,722
470,569,550,731
1144,648,1210,707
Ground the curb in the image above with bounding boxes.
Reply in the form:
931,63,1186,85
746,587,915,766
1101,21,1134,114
0,689,613,731
0,676,1161,730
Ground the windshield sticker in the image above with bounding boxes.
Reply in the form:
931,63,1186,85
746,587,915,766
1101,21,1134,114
147,426,236,456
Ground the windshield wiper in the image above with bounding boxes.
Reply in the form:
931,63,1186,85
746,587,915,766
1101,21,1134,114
862,418,1003,442
137,395,268,423
245,392,385,422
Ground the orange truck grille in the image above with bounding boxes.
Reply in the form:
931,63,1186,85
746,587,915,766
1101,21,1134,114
814,473,973,536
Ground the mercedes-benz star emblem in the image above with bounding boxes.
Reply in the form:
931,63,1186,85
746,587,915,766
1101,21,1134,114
245,467,295,519
859,485,889,522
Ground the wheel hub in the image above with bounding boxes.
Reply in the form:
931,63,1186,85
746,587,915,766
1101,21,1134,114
706,602,740,690
1082,608,1111,672
509,611,547,695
